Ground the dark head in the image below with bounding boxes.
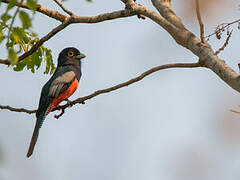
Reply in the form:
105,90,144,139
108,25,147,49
57,47,86,67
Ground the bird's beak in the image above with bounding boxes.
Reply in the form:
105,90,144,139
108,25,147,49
75,53,86,60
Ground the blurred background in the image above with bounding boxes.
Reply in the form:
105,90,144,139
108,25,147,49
1,0,240,179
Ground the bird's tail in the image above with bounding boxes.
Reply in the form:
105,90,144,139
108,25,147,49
26,121,40,158
26,107,49,158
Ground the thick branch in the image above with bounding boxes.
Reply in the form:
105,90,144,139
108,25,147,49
151,0,185,29
0,62,201,116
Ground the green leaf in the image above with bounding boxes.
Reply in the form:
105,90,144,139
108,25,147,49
50,66,56,74
7,0,18,10
12,27,25,43
6,34,16,48
1,14,11,22
9,43,55,74
26,0,37,10
31,50,41,69
13,59,27,71
43,48,55,74
8,48,18,65
0,32,4,44
26,56,35,73
86,0,92,2
44,49,51,74
19,11,31,29
31,32,37,37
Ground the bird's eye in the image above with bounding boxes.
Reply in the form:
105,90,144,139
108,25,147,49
68,51,74,57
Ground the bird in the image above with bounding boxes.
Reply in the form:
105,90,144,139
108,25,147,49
26,47,86,158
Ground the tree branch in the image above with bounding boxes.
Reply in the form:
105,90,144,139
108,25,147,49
0,18,73,65
0,62,201,117
53,0,74,16
1,0,67,22
195,0,206,43
206,18,240,39
215,30,233,55
0,59,9,65
1,0,138,24
151,0,185,29
0,4,138,65
1,0,240,109
71,9,136,23
125,3,240,94
0,105,36,114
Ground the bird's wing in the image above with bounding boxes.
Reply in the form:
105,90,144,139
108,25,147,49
48,71,76,98
36,70,76,118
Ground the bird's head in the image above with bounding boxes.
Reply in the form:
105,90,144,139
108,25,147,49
57,47,86,67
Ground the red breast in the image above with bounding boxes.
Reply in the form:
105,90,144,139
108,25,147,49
47,78,79,114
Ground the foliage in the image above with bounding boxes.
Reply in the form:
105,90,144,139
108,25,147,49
0,0,55,74
0,0,92,74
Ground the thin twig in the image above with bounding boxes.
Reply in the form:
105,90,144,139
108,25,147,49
206,19,240,39
0,62,201,118
53,0,73,16
7,0,24,45
215,30,233,55
195,0,206,43
230,109,240,114
0,105,36,114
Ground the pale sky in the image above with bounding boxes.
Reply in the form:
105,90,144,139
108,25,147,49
1,1,240,180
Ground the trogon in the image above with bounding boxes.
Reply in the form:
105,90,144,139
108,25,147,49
26,47,86,158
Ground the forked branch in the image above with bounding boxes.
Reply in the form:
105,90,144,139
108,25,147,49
53,0,74,16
